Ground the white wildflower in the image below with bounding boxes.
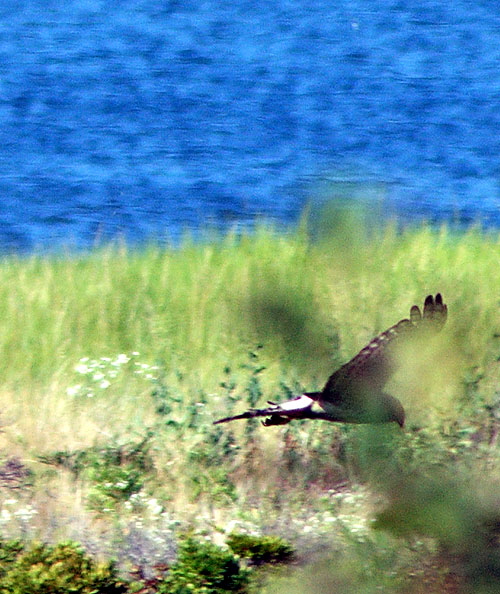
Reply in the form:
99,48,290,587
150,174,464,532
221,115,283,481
113,354,130,366
14,506,37,521
147,498,163,515
0,509,11,522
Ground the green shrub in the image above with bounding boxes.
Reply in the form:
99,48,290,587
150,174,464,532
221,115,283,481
0,540,24,581
158,536,249,594
226,533,294,565
39,435,154,511
0,540,126,594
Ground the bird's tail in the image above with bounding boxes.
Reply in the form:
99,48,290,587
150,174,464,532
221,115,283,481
214,393,318,425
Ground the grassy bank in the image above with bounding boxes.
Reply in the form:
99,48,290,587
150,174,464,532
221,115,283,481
0,219,500,591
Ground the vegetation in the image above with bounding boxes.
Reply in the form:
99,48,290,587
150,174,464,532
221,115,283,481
157,535,249,594
0,540,126,594
226,533,294,565
0,214,500,591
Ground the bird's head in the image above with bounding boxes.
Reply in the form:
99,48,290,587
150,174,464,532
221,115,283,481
388,396,405,428
361,393,406,428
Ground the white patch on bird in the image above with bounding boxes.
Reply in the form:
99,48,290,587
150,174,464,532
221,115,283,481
277,395,314,412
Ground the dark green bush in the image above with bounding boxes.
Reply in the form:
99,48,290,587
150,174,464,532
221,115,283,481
0,540,24,581
158,536,249,594
226,533,294,565
0,540,126,594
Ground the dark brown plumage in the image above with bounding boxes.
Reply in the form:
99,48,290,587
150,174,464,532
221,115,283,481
214,294,447,428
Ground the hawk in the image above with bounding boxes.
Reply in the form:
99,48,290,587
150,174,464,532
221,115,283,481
214,294,447,428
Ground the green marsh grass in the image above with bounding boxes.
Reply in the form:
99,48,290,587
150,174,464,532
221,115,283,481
0,219,500,590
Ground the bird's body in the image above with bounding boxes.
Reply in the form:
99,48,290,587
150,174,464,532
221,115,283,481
214,294,447,428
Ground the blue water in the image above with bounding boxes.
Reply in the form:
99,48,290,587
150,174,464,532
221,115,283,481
1,1,500,251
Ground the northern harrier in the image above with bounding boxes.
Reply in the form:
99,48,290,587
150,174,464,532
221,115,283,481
214,294,447,428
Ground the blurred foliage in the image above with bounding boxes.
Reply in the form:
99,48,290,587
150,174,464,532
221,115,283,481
226,533,294,565
38,435,154,511
157,535,249,594
372,443,500,593
0,540,126,594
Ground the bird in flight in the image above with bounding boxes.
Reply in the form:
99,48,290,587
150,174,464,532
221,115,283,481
214,294,447,428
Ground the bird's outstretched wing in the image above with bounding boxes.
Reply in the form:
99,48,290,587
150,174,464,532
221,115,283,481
320,293,447,406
